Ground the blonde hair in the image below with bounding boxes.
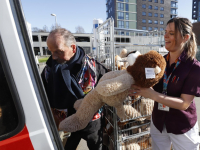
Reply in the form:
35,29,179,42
167,17,197,60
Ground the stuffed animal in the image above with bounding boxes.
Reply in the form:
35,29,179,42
59,50,166,132
115,48,128,70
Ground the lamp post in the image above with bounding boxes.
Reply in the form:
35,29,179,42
51,13,57,29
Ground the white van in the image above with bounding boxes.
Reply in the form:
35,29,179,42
0,0,64,149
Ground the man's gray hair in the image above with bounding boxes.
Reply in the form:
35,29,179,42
49,28,76,47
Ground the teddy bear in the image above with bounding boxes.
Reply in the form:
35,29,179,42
59,50,166,132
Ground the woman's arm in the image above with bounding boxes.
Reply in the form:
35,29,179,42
129,85,194,110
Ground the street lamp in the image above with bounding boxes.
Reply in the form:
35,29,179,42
51,13,57,28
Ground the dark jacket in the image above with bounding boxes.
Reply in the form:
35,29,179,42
41,46,108,116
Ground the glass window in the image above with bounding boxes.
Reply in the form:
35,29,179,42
118,12,124,19
32,35,39,42
148,0,152,1
154,0,158,3
118,20,124,28
118,0,124,1
142,26,147,30
126,4,129,11
126,21,129,28
142,12,146,16
148,20,152,24
160,27,164,31
118,3,124,11
154,13,158,17
126,12,129,20
160,0,164,4
149,27,152,31
142,4,146,8
126,0,129,2
142,19,146,23
160,21,164,25
148,12,152,17
154,27,158,30
149,5,152,9
160,7,164,11
0,60,19,137
154,6,158,10
160,14,164,18
154,20,158,24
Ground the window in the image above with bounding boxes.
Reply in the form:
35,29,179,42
154,20,158,24
118,12,124,19
118,0,124,1
154,13,158,17
0,59,19,138
154,27,158,30
142,0,146,1
160,14,164,18
41,36,47,42
126,4,129,11
126,21,129,28
148,5,152,9
154,0,158,3
75,36,90,42
126,12,129,20
126,0,129,2
148,0,152,1
142,4,146,8
118,3,124,11
118,20,124,28
160,21,164,25
160,0,164,4
154,6,158,10
148,12,152,17
148,27,152,31
148,20,152,24
160,7,164,11
160,28,164,31
142,19,146,23
32,35,39,42
142,12,146,16
142,26,147,30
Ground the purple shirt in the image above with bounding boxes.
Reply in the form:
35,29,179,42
152,50,200,134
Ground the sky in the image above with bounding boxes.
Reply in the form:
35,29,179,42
20,0,193,33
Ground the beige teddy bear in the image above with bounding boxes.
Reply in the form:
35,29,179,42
59,50,166,132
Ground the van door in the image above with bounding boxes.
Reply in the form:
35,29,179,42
0,0,64,149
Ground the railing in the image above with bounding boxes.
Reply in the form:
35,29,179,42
171,4,178,8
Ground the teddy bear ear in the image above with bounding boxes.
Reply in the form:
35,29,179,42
154,66,161,74
127,51,141,66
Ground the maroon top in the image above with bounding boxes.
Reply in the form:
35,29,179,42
152,50,200,134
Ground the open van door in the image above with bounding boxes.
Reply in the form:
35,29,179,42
0,0,64,149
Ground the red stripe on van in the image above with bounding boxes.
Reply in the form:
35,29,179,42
0,126,34,150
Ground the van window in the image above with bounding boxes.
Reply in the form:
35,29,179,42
0,60,18,136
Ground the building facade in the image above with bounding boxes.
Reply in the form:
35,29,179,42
106,0,178,31
192,0,200,22
32,32,93,56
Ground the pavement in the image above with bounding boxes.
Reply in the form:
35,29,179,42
39,63,200,149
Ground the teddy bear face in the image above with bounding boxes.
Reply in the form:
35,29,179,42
127,50,166,88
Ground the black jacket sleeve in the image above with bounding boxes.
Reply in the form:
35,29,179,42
95,60,109,85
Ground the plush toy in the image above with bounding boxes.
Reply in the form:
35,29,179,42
115,48,128,70
59,50,166,132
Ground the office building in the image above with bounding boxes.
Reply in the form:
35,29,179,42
106,0,178,31
192,0,200,22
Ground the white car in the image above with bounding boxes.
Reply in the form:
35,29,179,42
0,0,64,149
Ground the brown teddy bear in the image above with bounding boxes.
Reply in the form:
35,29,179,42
59,50,166,132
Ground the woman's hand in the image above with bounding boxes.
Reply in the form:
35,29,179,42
129,84,155,99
